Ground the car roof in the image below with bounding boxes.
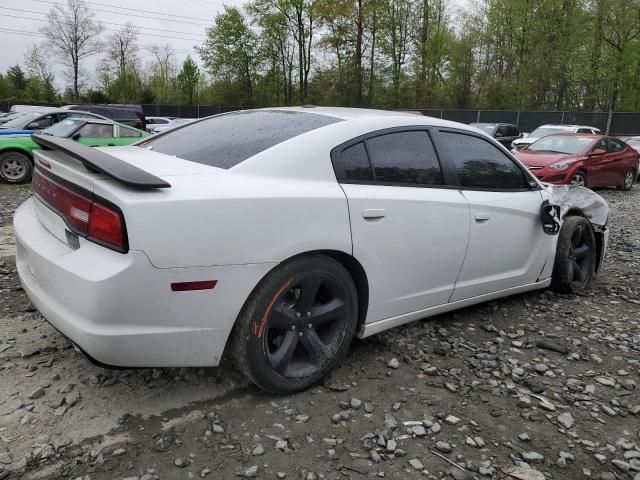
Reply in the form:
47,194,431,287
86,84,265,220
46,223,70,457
266,106,481,132
270,106,420,119
470,122,515,126
542,133,602,139
537,124,599,129
16,109,107,117
65,117,114,125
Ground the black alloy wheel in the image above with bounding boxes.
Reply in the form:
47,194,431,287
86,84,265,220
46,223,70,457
264,274,349,379
229,255,358,394
551,216,597,294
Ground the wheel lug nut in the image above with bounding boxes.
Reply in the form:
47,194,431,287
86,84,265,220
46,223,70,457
295,312,301,318
298,332,303,337
291,325,296,331
306,311,311,317
307,323,313,329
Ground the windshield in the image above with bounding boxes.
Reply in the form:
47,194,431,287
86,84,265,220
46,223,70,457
471,124,496,134
527,136,593,154
529,127,568,138
0,113,36,128
42,118,85,137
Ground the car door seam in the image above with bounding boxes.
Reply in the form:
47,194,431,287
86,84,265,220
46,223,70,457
337,182,355,256
448,189,472,303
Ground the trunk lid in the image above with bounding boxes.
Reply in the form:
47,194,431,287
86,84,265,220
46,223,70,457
30,138,221,250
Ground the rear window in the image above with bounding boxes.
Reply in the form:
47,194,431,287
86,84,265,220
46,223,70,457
71,106,137,120
142,110,342,169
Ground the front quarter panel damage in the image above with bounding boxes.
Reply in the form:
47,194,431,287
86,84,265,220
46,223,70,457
545,184,609,272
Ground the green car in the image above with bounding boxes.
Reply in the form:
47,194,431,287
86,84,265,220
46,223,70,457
0,117,150,184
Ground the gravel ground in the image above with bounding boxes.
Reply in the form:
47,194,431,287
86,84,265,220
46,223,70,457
0,183,638,480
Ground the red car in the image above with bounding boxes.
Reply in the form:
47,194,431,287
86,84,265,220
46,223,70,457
515,133,639,190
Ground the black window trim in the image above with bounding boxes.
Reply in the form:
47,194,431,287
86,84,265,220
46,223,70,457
430,127,540,192
330,125,459,190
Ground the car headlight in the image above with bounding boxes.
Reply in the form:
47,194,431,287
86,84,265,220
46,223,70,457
549,162,571,170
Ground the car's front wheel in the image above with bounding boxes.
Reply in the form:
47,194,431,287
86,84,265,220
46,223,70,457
571,171,587,188
551,216,597,294
229,255,358,394
618,169,636,191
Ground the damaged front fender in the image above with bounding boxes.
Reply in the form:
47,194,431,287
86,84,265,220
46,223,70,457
545,184,609,227
543,184,610,272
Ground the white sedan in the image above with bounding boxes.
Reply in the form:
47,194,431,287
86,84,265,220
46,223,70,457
14,107,609,393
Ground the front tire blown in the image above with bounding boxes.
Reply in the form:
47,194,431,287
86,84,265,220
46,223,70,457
228,255,358,394
551,216,597,294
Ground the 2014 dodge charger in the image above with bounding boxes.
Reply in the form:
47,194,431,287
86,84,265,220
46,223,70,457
14,107,609,393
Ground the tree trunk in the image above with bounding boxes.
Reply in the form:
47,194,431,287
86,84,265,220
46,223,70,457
354,0,364,106
367,11,377,106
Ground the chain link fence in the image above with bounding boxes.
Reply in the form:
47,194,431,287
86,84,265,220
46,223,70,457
2,101,639,135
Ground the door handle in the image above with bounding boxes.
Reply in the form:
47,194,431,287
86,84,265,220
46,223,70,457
362,208,385,220
107,143,115,146
475,212,490,223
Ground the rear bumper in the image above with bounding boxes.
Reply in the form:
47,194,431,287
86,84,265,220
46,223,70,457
14,197,274,367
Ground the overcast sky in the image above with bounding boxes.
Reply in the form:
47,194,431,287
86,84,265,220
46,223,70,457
0,0,472,89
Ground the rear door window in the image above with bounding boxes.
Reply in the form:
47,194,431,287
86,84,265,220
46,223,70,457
496,125,509,137
607,138,625,153
33,115,56,128
78,123,114,138
144,110,342,169
507,125,520,137
365,131,443,185
119,126,143,138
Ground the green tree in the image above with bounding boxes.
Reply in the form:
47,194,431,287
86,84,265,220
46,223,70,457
6,65,28,93
24,45,57,101
177,56,200,105
197,6,261,103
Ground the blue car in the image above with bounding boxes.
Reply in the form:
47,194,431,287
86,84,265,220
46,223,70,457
0,130,33,136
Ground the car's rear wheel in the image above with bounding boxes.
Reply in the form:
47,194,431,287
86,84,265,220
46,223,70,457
551,216,596,294
618,169,635,191
571,171,587,188
228,255,358,394
0,151,33,184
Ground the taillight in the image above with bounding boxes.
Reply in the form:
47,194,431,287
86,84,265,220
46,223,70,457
89,203,125,249
32,169,127,251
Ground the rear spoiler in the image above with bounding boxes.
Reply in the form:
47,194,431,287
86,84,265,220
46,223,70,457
32,134,171,189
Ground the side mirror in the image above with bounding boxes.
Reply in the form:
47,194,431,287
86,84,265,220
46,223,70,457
590,148,606,156
71,133,81,141
26,122,41,130
495,132,504,138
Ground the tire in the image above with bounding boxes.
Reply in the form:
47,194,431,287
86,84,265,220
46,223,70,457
0,151,33,184
570,171,587,188
618,169,636,191
551,216,597,294
228,254,358,394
